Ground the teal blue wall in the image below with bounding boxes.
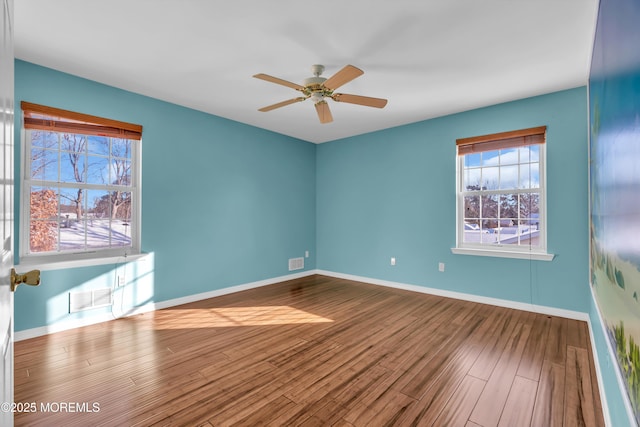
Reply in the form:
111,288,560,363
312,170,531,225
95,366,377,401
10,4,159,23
14,60,317,331
317,87,589,312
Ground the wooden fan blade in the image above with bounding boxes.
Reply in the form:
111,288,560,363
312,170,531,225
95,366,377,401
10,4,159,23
322,65,364,91
315,101,333,124
253,73,306,91
258,97,307,112
332,93,388,108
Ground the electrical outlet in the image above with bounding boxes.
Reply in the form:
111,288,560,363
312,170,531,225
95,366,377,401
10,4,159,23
390,257,396,266
439,262,445,272
305,250,309,258
117,275,125,287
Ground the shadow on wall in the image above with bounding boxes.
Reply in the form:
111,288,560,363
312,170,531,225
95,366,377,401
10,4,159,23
15,253,155,336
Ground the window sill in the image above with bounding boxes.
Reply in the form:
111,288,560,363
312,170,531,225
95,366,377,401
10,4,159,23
451,247,555,261
17,252,150,271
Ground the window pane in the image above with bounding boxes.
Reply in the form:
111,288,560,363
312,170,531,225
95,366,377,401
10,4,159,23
464,153,481,167
463,219,483,243
481,195,498,219
519,163,531,189
60,153,86,183
30,148,58,181
85,220,112,250
113,191,132,247
519,162,540,189
480,218,497,231
520,193,540,218
112,138,132,159
87,190,111,219
500,223,541,247
481,167,499,190
524,145,540,162
112,191,132,221
481,228,497,244
60,188,84,221
464,195,480,219
112,219,132,248
31,131,58,149
496,225,520,245
60,219,85,251
500,165,518,190
30,187,58,220
110,159,131,186
463,224,482,243
481,150,500,166
60,134,87,153
30,220,58,253
498,148,519,166
86,156,110,185
463,168,481,191
500,194,518,221
530,162,539,188
88,135,110,156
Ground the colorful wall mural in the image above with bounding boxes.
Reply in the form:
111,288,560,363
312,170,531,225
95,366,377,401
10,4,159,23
589,0,640,423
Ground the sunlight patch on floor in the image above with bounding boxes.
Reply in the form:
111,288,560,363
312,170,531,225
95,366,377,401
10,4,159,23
155,306,334,329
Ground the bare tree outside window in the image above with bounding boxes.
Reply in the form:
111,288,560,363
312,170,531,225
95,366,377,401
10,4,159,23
61,133,87,220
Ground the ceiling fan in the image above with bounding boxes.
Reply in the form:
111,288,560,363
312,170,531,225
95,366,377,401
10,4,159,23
253,64,388,124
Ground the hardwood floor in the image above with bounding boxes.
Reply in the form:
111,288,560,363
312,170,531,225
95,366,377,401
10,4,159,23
14,275,605,426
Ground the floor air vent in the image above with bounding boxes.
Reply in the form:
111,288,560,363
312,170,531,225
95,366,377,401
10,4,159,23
288,257,304,271
69,288,113,313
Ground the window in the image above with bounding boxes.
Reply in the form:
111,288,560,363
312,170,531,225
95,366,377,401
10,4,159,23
453,126,553,261
20,102,142,265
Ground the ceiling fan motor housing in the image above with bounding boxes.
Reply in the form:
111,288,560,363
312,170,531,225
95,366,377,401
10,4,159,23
303,64,331,102
303,76,329,103
303,76,327,87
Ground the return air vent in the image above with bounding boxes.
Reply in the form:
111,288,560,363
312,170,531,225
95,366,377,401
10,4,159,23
288,257,304,271
69,288,113,313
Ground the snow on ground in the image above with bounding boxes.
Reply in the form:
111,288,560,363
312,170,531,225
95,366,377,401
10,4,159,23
59,219,131,250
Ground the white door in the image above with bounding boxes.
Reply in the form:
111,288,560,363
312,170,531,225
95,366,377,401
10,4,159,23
0,0,13,425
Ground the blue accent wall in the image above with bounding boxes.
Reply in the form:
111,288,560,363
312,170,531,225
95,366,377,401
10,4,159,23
14,60,317,331
317,87,589,312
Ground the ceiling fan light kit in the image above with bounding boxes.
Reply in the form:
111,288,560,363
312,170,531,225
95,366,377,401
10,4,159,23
254,64,387,124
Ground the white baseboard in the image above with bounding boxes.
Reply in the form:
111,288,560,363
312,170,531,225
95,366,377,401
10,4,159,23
586,314,613,427
14,270,316,341
14,312,117,342
316,270,589,321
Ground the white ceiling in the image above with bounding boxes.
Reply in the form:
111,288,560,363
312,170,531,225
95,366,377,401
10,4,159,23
14,1,598,144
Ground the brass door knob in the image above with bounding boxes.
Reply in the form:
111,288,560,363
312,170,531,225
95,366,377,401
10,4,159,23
11,268,41,292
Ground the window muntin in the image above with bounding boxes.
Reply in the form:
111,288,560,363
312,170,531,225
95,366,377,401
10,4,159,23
456,127,547,255
20,102,142,262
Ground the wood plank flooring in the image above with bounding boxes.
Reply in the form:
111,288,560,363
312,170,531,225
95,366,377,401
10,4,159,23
13,275,605,426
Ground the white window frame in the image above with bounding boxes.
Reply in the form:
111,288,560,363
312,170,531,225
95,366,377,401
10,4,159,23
452,128,554,261
18,107,143,269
